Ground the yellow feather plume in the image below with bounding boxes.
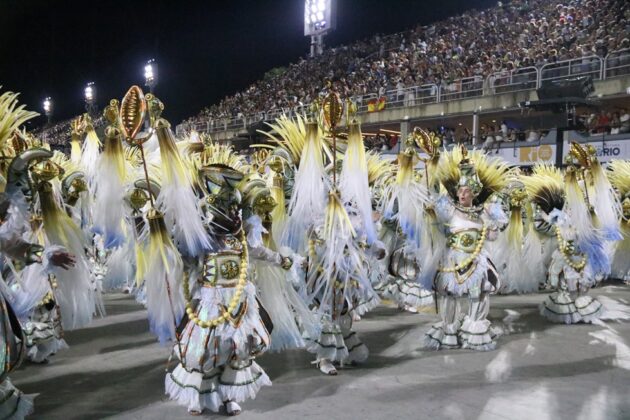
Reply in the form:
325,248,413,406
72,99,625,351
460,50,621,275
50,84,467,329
609,160,630,198
0,89,39,150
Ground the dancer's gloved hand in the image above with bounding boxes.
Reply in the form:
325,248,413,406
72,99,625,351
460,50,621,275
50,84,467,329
49,250,76,270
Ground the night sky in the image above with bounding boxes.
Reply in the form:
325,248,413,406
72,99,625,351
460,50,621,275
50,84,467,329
0,0,495,127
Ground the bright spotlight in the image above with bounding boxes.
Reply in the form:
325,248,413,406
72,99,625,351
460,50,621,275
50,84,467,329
43,97,52,115
144,59,158,91
84,82,96,104
304,0,335,36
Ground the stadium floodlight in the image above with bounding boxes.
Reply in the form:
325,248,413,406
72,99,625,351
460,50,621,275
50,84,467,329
84,82,95,104
304,0,336,57
144,59,158,92
43,97,53,126
43,97,53,116
304,0,334,35
84,82,98,117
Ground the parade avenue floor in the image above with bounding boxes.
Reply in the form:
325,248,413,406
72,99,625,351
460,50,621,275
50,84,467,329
11,284,630,420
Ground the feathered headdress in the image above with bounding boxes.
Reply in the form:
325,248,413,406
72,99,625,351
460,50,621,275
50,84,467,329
437,146,510,205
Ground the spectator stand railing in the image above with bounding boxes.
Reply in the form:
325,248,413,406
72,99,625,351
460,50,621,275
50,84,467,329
604,48,630,79
354,84,439,113
178,50,630,137
539,55,603,87
486,67,539,95
439,77,484,102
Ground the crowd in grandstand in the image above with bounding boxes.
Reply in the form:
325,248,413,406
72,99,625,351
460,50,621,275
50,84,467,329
36,116,104,151
37,0,629,148
579,108,630,134
184,0,629,126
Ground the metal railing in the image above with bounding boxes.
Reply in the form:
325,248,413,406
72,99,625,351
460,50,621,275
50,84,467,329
178,49,630,136
604,48,630,79
439,76,484,102
539,55,603,87
487,66,538,95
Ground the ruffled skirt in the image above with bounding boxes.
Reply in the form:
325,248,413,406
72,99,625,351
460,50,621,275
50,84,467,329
24,305,67,363
165,283,271,413
540,291,604,324
0,378,33,420
307,313,368,364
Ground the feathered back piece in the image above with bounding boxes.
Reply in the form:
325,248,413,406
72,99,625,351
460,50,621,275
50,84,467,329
93,117,127,248
366,151,394,187
503,180,528,248
79,114,102,189
36,171,101,330
381,151,427,247
282,121,328,252
437,147,510,206
0,89,38,151
258,113,335,169
520,164,565,214
152,105,212,257
144,209,185,345
339,121,376,243
193,136,247,171
574,142,621,240
259,114,308,164
608,159,630,277
307,192,372,315
564,166,610,276
608,160,630,201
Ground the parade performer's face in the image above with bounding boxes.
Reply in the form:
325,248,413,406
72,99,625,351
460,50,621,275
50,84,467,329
457,186,474,207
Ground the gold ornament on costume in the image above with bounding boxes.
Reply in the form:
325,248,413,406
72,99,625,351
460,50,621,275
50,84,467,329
413,127,440,161
440,224,488,276
31,160,62,183
458,149,483,196
103,99,120,126
70,177,87,193
251,149,270,173
555,226,586,271
129,188,150,211
70,117,86,140
119,86,147,144
145,93,164,128
9,131,28,154
322,90,343,129
566,141,594,168
509,186,528,209
183,231,250,329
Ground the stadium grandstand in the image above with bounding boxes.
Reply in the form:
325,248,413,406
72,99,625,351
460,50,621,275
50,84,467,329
40,0,630,166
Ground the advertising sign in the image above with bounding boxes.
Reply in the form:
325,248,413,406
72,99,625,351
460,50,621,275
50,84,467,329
495,143,556,166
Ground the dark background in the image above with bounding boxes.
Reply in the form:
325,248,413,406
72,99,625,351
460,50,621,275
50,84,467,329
0,0,494,126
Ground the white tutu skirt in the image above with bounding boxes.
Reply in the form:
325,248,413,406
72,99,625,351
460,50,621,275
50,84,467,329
540,291,604,324
307,313,368,364
24,306,67,363
382,277,434,308
0,378,33,420
165,282,271,413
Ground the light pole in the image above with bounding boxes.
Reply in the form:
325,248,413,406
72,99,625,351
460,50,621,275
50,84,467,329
144,59,158,93
43,97,53,125
84,82,97,117
304,0,336,57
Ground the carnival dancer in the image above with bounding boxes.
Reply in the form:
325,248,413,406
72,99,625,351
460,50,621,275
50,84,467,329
422,146,509,351
106,87,293,416
607,160,630,284
378,131,434,313
304,97,384,375
523,143,620,324
0,89,76,418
